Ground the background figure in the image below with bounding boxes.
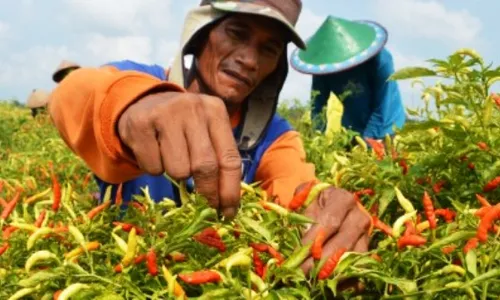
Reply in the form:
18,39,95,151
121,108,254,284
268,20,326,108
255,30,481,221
26,88,50,117
52,60,81,84
290,16,406,141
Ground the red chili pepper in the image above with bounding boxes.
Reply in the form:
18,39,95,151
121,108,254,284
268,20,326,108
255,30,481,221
2,226,18,239
112,222,145,235
233,225,241,239
0,180,3,194
371,253,382,262
87,202,110,220
463,238,479,254
403,220,416,236
476,204,500,242
483,176,500,192
193,228,226,252
146,248,158,276
432,180,446,194
475,194,491,207
114,264,123,273
0,242,9,256
311,227,326,260
399,159,409,175
49,162,61,212
441,245,456,255
253,249,265,278
115,183,123,206
397,234,427,250
178,270,221,285
369,203,379,215
1,190,20,220
475,206,489,218
169,252,187,262
365,138,385,160
134,254,147,265
477,142,488,151
288,180,316,211
318,247,347,280
434,208,456,223
422,191,437,229
468,162,475,170
82,173,92,189
0,198,7,208
267,246,285,265
34,209,47,228
250,243,269,252
372,216,394,237
131,201,146,212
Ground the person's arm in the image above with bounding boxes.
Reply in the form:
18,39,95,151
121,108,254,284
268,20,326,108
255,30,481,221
311,76,330,131
362,53,406,139
48,62,185,184
254,131,317,207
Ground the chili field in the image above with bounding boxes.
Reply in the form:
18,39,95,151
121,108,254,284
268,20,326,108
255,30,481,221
0,49,499,299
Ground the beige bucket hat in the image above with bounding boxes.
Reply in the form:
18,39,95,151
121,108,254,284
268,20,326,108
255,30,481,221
26,89,51,109
52,60,81,83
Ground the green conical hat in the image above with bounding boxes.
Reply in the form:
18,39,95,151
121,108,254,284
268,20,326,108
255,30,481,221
290,16,388,75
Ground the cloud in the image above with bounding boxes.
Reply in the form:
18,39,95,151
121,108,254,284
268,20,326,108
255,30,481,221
374,0,482,45
63,0,173,33
85,34,154,64
0,21,9,39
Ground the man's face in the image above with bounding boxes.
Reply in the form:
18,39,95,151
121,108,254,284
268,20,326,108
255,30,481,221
196,14,286,107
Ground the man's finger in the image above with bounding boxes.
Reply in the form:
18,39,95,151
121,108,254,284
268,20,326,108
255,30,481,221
353,234,369,253
301,188,356,245
130,126,164,176
206,98,242,219
184,111,219,210
157,120,190,180
301,209,369,274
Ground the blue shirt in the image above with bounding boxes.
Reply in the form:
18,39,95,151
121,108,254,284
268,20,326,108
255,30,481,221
311,48,406,139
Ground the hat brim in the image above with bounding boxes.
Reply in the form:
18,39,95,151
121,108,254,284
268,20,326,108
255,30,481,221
290,20,388,75
211,2,306,49
52,66,80,83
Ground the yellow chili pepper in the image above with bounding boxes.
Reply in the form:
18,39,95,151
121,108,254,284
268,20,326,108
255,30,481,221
27,227,53,250
121,227,137,267
24,188,51,204
25,250,60,272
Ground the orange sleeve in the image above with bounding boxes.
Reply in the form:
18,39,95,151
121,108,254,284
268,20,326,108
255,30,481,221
48,66,184,184
255,131,317,207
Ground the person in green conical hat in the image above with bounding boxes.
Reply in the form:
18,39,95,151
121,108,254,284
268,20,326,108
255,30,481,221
290,16,406,142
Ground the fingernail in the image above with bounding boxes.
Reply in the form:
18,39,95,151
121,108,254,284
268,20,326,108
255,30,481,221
222,207,238,219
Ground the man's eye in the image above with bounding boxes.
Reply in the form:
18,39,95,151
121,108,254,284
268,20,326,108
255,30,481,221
263,46,280,56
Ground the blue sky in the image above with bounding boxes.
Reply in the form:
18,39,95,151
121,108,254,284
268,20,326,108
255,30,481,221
0,0,497,109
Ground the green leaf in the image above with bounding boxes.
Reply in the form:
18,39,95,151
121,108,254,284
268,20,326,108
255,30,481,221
389,67,437,81
378,188,395,217
465,250,477,277
240,216,272,242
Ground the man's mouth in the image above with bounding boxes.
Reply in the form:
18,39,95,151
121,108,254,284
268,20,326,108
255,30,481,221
222,69,252,87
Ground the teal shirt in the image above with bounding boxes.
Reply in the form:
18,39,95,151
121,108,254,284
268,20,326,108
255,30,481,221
311,48,406,139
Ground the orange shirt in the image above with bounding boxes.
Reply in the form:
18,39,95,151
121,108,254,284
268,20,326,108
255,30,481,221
48,65,317,207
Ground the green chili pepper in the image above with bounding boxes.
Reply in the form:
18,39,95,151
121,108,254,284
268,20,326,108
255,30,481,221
354,136,368,151
7,286,40,300
288,213,316,225
180,208,216,237
27,227,53,250
25,250,60,272
304,183,331,207
58,283,90,300
392,211,417,238
217,248,252,271
437,265,466,276
282,242,313,269
426,231,476,251
112,233,128,253
68,225,86,248
463,269,500,288
394,187,415,214
250,271,268,296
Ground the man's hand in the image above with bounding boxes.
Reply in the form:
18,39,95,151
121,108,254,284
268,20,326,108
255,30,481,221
299,186,371,273
117,91,242,218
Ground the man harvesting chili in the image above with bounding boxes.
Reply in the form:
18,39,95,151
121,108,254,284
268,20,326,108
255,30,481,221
48,0,371,273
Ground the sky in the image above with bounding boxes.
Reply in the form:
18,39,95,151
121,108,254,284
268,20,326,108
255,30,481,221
0,0,498,109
